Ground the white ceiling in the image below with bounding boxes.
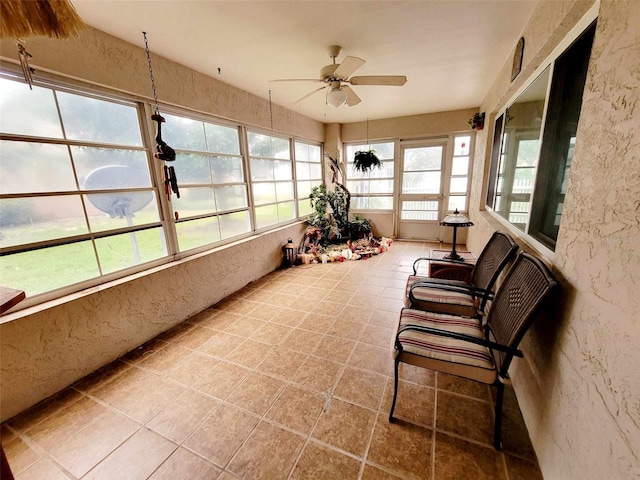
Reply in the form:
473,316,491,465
71,0,537,124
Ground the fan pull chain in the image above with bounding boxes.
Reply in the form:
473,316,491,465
269,90,274,130
143,32,160,115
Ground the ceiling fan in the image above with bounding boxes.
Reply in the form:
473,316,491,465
271,45,407,108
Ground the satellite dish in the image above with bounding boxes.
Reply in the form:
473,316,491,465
84,165,153,218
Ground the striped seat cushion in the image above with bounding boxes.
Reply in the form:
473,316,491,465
409,284,478,317
404,275,469,307
393,308,496,383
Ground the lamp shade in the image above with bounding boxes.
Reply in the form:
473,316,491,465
326,87,347,108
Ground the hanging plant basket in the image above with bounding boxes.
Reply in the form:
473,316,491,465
354,150,381,173
467,112,485,131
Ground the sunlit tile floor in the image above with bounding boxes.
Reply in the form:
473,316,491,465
2,241,543,480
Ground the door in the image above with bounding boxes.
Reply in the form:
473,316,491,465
397,141,447,240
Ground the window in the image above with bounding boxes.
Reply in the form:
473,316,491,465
294,141,322,217
0,77,166,297
164,113,250,252
345,141,394,209
247,131,295,229
448,135,472,211
487,21,596,250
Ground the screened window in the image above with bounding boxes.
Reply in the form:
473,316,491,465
487,21,595,250
248,131,295,229
164,113,250,252
346,142,394,210
0,77,166,297
294,141,322,217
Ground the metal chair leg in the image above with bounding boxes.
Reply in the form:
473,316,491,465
389,358,400,422
493,382,505,450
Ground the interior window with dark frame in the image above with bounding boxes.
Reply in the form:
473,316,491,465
486,21,596,250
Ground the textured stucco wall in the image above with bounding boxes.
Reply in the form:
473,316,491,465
0,27,319,421
0,223,305,421
341,108,476,142
0,26,324,142
468,0,640,478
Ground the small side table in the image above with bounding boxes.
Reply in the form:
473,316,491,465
429,249,477,282
439,209,474,261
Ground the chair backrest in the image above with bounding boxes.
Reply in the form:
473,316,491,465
470,231,519,291
485,252,558,377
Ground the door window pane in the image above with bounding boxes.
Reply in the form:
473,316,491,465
402,172,441,194
403,147,442,171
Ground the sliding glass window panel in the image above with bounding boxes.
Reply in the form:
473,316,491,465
0,76,168,300
72,148,151,189
85,191,159,232
211,156,243,183
219,211,251,239
277,201,296,223
0,196,89,248
1,241,100,297
0,78,63,138
274,160,292,181
204,122,240,155
95,227,167,274
174,153,213,184
162,113,207,151
0,141,76,194
255,204,279,229
214,185,248,212
57,92,143,146
252,182,277,205
493,67,550,230
171,187,216,218
250,158,274,181
275,182,294,202
175,216,221,251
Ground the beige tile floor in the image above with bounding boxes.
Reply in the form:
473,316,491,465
2,241,543,480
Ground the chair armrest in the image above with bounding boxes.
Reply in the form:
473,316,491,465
395,323,523,357
412,256,475,275
410,280,494,299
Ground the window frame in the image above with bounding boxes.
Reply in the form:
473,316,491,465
0,69,321,311
344,140,396,211
484,7,598,255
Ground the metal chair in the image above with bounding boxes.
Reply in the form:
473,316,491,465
405,231,519,318
391,252,557,449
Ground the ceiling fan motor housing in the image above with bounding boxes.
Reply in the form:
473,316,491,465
321,64,341,82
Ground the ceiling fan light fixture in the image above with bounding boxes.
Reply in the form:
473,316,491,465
326,86,347,108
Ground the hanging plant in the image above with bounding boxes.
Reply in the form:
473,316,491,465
353,150,381,172
467,112,485,131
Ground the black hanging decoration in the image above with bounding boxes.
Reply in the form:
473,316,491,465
143,32,178,201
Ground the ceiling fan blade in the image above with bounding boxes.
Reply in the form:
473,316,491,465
342,86,361,106
334,56,366,79
349,75,407,86
292,86,327,105
270,78,323,83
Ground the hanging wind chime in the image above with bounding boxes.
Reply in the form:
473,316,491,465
143,32,179,202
